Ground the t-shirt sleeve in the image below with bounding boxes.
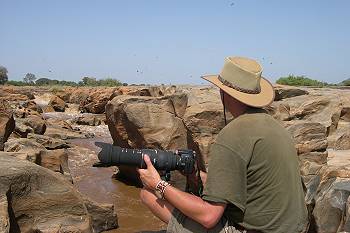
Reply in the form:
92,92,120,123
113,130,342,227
201,142,247,212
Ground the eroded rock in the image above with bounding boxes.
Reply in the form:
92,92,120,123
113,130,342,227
0,100,15,150
48,95,66,112
0,155,118,232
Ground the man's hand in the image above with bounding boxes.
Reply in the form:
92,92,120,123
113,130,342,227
137,154,161,190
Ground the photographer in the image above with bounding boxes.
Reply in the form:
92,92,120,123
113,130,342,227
138,56,308,233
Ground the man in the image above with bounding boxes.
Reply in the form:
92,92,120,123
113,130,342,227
138,56,309,232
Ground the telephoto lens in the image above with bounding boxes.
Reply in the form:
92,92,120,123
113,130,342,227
94,142,195,174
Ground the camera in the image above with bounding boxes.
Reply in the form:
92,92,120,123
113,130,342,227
94,142,196,176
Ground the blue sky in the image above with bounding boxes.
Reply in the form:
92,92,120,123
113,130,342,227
0,0,349,84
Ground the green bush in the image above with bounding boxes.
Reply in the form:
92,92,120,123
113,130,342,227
80,77,123,87
276,75,329,87
6,80,27,86
339,78,350,86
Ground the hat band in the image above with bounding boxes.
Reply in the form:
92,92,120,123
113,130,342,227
218,75,261,94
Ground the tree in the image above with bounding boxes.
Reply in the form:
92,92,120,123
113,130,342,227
339,78,350,86
36,78,51,85
0,66,8,85
23,73,36,84
82,76,97,86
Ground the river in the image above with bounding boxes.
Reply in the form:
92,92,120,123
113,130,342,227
36,93,167,232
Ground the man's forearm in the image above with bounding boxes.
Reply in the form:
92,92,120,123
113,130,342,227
163,184,225,228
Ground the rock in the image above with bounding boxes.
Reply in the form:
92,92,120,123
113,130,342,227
299,151,328,165
27,133,70,149
80,88,117,114
65,87,90,104
0,193,9,233
13,100,42,118
39,149,72,181
48,95,66,112
14,116,46,138
106,94,188,150
0,155,118,232
341,107,350,122
328,121,350,150
46,118,74,130
0,100,15,151
106,94,188,181
42,105,55,113
288,93,342,135
0,89,28,102
14,119,33,137
334,132,350,150
76,114,102,126
84,198,118,232
274,85,309,101
265,102,291,121
4,138,46,163
286,121,328,154
45,127,91,140
22,100,42,113
183,87,224,165
44,118,90,139
313,170,350,233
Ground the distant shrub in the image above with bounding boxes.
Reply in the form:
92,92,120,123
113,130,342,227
6,80,27,86
276,75,329,87
80,77,123,87
339,78,350,86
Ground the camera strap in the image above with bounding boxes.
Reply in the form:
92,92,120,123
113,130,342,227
222,91,227,126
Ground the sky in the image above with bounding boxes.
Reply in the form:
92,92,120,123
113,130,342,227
0,0,349,84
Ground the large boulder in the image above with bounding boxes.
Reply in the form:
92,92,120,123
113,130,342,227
286,121,328,154
0,155,117,232
0,100,15,151
106,94,188,150
183,87,224,165
48,95,66,112
80,88,118,114
14,115,46,138
312,167,350,233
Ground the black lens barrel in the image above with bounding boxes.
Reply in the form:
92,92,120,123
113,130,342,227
95,142,182,171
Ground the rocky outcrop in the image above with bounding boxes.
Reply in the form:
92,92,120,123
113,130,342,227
45,118,93,139
14,115,46,137
106,94,188,150
75,114,104,126
286,121,328,154
0,100,15,151
48,95,66,112
274,85,309,101
27,133,70,150
0,155,117,232
183,87,225,164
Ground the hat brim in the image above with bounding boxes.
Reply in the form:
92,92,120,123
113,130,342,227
201,75,275,107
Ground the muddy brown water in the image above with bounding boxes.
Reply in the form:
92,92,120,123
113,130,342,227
40,108,166,232
68,136,167,233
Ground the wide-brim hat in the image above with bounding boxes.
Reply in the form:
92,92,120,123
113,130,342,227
202,56,275,107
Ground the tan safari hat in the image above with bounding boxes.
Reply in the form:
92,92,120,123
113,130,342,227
202,56,275,107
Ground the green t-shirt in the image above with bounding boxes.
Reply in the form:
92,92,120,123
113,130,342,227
202,109,308,233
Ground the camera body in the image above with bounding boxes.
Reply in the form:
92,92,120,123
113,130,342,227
94,142,196,176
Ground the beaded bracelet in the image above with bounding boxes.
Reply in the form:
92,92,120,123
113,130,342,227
155,180,171,199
